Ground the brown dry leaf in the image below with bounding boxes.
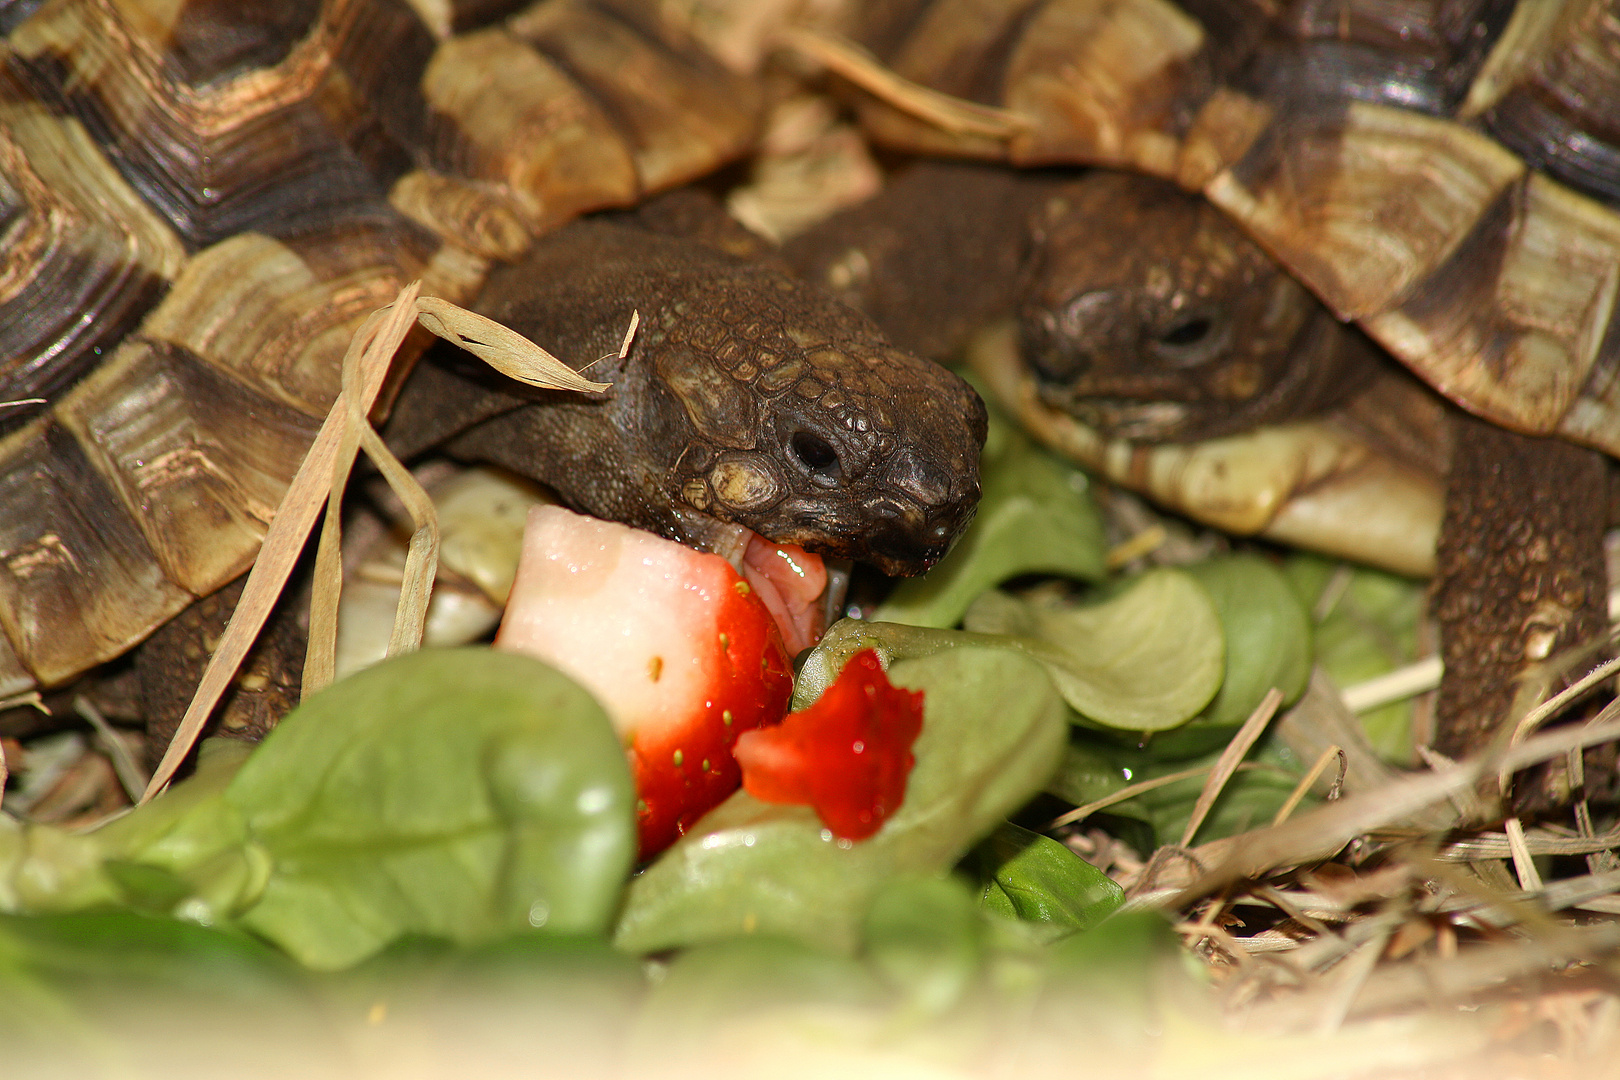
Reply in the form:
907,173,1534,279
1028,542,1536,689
415,296,610,393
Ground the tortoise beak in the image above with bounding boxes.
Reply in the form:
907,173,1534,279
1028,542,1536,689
858,472,982,577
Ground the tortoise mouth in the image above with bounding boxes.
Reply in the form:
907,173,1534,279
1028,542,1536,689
681,517,846,651
1037,388,1197,443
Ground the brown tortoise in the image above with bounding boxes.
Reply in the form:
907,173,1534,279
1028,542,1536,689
780,0,1620,768
0,0,986,741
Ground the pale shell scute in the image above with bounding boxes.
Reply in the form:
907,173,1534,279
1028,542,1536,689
137,228,422,418
1003,0,1205,173
1472,0,1620,207
54,338,323,595
0,418,192,686
509,0,763,194
851,0,1033,160
1208,99,1525,322
417,24,640,233
1367,172,1620,451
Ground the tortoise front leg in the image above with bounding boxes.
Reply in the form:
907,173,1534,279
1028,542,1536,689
136,576,306,769
1432,415,1611,799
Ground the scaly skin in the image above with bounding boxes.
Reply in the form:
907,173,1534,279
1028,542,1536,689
390,209,988,578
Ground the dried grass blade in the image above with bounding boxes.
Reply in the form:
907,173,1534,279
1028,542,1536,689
74,697,149,802
1504,816,1544,891
1314,925,1392,1035
1508,648,1620,748
775,26,1030,139
1504,868,1620,918
1256,922,1620,1031
304,406,364,699
1279,671,1413,799
617,310,640,359
1441,822,1620,861
141,287,418,803
1271,744,1344,826
1173,710,1620,904
303,296,421,698
1180,687,1284,847
416,296,609,392
341,301,438,660
1339,655,1442,713
1048,762,1266,829
305,304,443,697
355,421,437,658
0,690,44,714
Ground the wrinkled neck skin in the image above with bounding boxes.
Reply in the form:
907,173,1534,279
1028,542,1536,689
423,216,987,579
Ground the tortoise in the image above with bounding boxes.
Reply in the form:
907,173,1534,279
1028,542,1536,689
780,0,1620,765
0,0,986,746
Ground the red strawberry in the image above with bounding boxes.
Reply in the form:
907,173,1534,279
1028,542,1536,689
495,506,794,858
733,649,924,840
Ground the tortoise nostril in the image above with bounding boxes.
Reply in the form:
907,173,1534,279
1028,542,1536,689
1159,316,1211,347
1029,344,1092,384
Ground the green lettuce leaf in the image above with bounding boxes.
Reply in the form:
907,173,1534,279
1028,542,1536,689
969,822,1122,936
222,647,637,969
963,569,1225,731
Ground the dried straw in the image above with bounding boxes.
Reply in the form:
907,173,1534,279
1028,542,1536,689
775,26,1030,139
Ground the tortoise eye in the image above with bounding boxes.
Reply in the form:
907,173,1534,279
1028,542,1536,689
790,430,841,479
1150,308,1228,368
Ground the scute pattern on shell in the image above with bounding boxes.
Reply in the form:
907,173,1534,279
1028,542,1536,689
0,0,767,694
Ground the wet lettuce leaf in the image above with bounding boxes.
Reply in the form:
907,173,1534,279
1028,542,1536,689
963,569,1225,731
1184,555,1312,726
1118,555,1312,757
862,875,984,1014
5,649,638,972
223,648,637,969
614,647,1068,954
875,413,1106,628
1286,554,1424,765
968,822,1123,937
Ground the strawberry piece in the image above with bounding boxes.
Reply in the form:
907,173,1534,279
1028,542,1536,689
496,506,794,858
734,649,924,840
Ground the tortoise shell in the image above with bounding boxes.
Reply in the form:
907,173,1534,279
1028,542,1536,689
838,0,1620,459
0,0,802,696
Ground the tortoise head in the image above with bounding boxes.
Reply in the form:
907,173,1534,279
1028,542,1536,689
1016,171,1370,442
635,272,987,577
